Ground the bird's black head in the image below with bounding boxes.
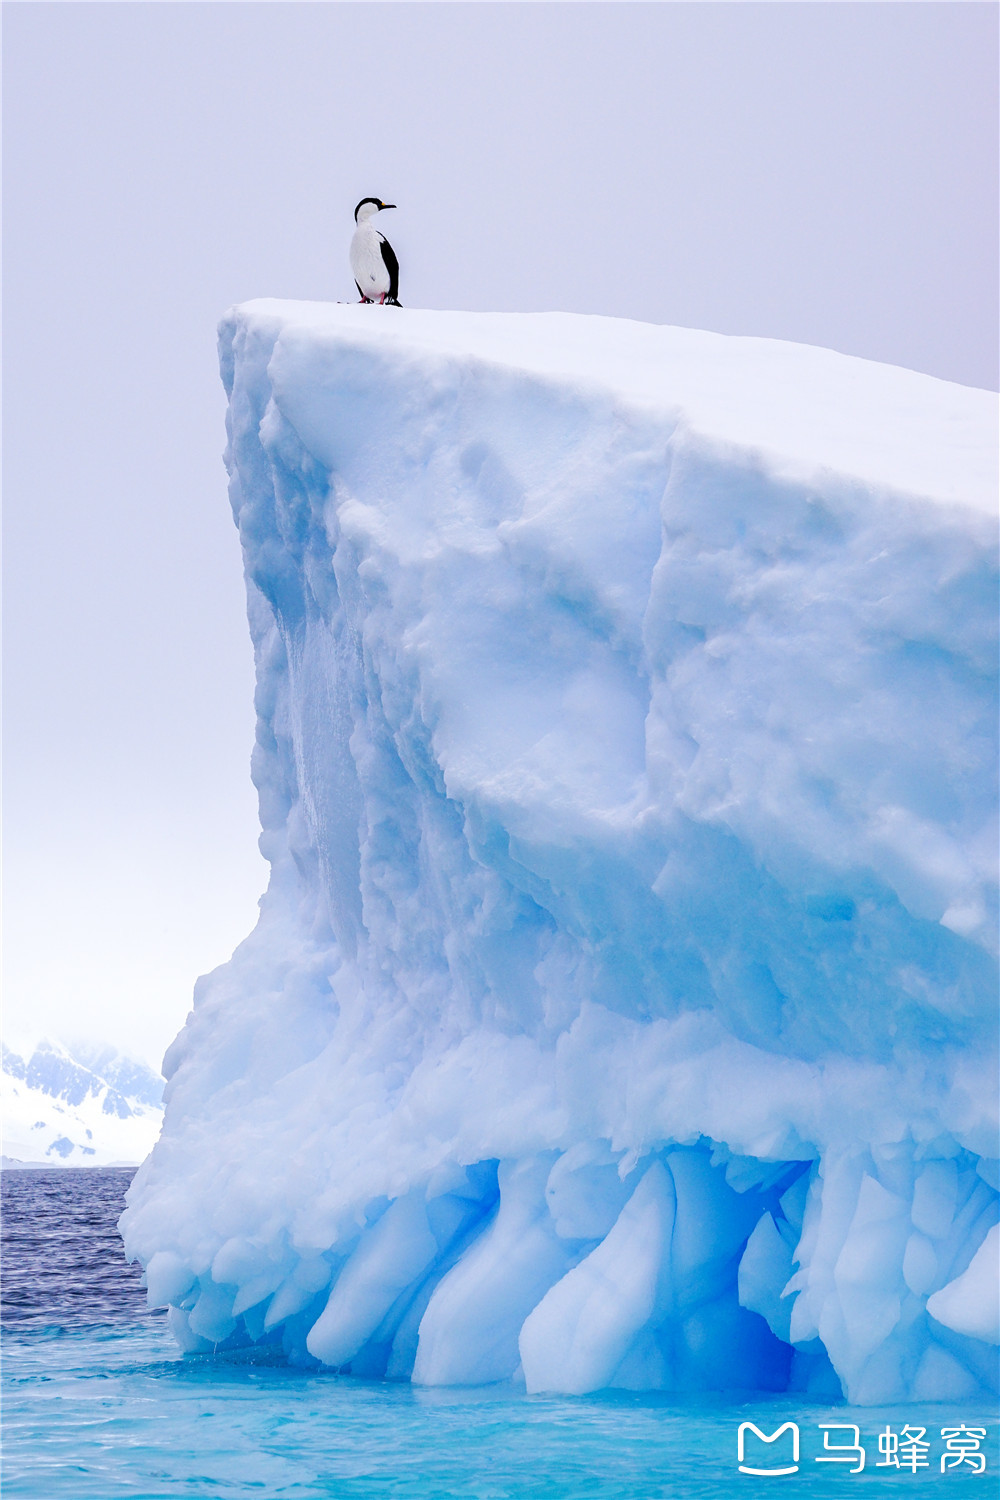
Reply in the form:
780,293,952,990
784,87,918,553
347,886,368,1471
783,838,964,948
355,197,396,222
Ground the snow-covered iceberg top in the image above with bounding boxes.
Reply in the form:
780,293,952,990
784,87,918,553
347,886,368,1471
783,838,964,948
122,304,998,1405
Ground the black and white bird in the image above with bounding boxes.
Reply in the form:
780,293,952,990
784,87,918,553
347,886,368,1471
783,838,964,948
350,198,401,306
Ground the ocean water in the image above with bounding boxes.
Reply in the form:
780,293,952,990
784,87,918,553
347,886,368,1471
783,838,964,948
2,1170,995,1500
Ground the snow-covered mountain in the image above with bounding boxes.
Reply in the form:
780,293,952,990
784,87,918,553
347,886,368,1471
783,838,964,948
121,305,997,1404
2,1038,164,1166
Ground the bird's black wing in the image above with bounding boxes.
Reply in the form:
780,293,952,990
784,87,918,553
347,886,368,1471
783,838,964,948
378,234,401,305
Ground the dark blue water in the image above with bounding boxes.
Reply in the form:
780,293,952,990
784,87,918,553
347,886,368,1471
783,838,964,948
2,1168,150,1328
2,1169,996,1499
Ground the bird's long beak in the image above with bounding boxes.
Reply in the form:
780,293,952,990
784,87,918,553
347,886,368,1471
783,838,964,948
380,203,397,211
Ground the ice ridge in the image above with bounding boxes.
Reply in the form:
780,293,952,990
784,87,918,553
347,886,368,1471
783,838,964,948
121,304,998,1403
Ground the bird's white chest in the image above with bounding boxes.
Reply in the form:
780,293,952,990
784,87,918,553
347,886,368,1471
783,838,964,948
350,223,390,295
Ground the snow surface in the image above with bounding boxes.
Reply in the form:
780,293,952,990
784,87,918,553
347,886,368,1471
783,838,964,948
2,1039,164,1166
121,304,998,1403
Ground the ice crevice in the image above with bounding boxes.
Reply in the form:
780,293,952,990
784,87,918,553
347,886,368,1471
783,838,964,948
121,304,998,1403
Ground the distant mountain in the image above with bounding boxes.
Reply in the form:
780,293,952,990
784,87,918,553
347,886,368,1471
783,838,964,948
1,1039,164,1166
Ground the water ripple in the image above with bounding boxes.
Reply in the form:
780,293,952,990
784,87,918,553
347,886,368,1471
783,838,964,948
2,1170,996,1498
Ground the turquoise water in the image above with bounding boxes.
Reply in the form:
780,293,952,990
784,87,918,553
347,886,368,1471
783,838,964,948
4,1321,997,1499
2,1172,996,1499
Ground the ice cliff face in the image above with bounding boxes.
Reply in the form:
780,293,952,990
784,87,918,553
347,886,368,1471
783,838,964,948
121,304,998,1403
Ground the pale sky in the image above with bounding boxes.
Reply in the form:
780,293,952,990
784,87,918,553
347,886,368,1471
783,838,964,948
3,1,997,1069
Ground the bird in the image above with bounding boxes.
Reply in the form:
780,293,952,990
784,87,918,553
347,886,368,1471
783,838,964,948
350,198,401,306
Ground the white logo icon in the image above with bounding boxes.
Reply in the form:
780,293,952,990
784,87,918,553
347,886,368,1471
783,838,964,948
737,1422,800,1476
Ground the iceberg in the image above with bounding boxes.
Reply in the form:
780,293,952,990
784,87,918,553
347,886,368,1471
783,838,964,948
121,303,998,1404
